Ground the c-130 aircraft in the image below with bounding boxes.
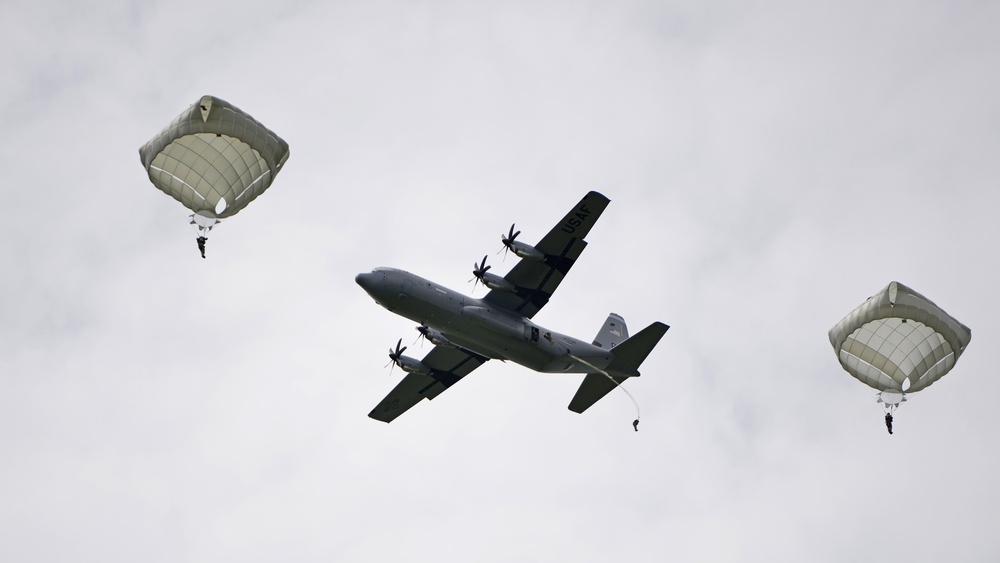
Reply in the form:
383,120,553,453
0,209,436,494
356,191,669,424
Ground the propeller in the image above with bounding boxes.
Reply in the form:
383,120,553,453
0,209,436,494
470,255,492,292
414,325,430,347
385,338,407,375
498,223,521,259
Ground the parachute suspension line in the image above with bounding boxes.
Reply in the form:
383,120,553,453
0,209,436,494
189,212,220,259
879,396,898,435
568,354,641,431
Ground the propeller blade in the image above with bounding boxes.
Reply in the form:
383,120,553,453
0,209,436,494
506,224,521,242
471,255,495,293
472,256,491,278
414,325,428,347
499,224,522,260
385,338,405,376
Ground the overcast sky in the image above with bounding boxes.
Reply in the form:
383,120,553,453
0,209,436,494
2,1,998,561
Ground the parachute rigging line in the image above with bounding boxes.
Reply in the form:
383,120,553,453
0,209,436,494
569,354,641,431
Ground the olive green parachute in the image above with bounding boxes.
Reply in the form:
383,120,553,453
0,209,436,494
829,281,971,429
139,95,290,253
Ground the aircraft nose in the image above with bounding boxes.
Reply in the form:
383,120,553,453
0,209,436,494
356,272,380,294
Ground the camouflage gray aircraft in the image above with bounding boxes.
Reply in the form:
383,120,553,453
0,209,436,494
356,191,669,423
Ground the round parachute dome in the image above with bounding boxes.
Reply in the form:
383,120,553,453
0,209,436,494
829,281,971,394
139,95,289,220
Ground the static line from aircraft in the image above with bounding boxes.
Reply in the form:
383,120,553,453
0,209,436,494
356,191,669,426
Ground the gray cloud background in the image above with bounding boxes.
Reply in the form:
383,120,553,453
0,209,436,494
2,1,998,561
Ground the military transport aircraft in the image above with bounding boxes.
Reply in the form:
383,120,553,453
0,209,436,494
356,191,669,423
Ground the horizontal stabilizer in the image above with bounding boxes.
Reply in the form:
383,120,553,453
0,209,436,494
568,321,669,414
568,372,628,413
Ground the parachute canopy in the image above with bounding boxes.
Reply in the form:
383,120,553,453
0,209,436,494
139,95,289,221
829,281,971,395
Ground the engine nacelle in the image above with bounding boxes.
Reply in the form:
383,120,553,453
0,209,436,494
417,325,454,348
396,355,432,376
510,241,546,261
480,272,516,292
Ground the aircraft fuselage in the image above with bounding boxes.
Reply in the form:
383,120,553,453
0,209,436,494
356,268,613,374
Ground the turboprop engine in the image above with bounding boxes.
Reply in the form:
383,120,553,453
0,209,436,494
387,339,432,376
417,325,455,348
500,224,545,261
471,256,516,292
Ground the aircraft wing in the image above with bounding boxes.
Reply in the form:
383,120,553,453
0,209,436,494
483,191,610,319
368,346,489,423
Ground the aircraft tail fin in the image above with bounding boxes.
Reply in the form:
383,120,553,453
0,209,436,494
568,321,669,414
592,312,628,349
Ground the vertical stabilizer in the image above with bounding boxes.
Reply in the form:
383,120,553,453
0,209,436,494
592,313,628,349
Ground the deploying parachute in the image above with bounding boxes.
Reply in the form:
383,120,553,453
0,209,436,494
829,281,971,434
139,95,290,257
